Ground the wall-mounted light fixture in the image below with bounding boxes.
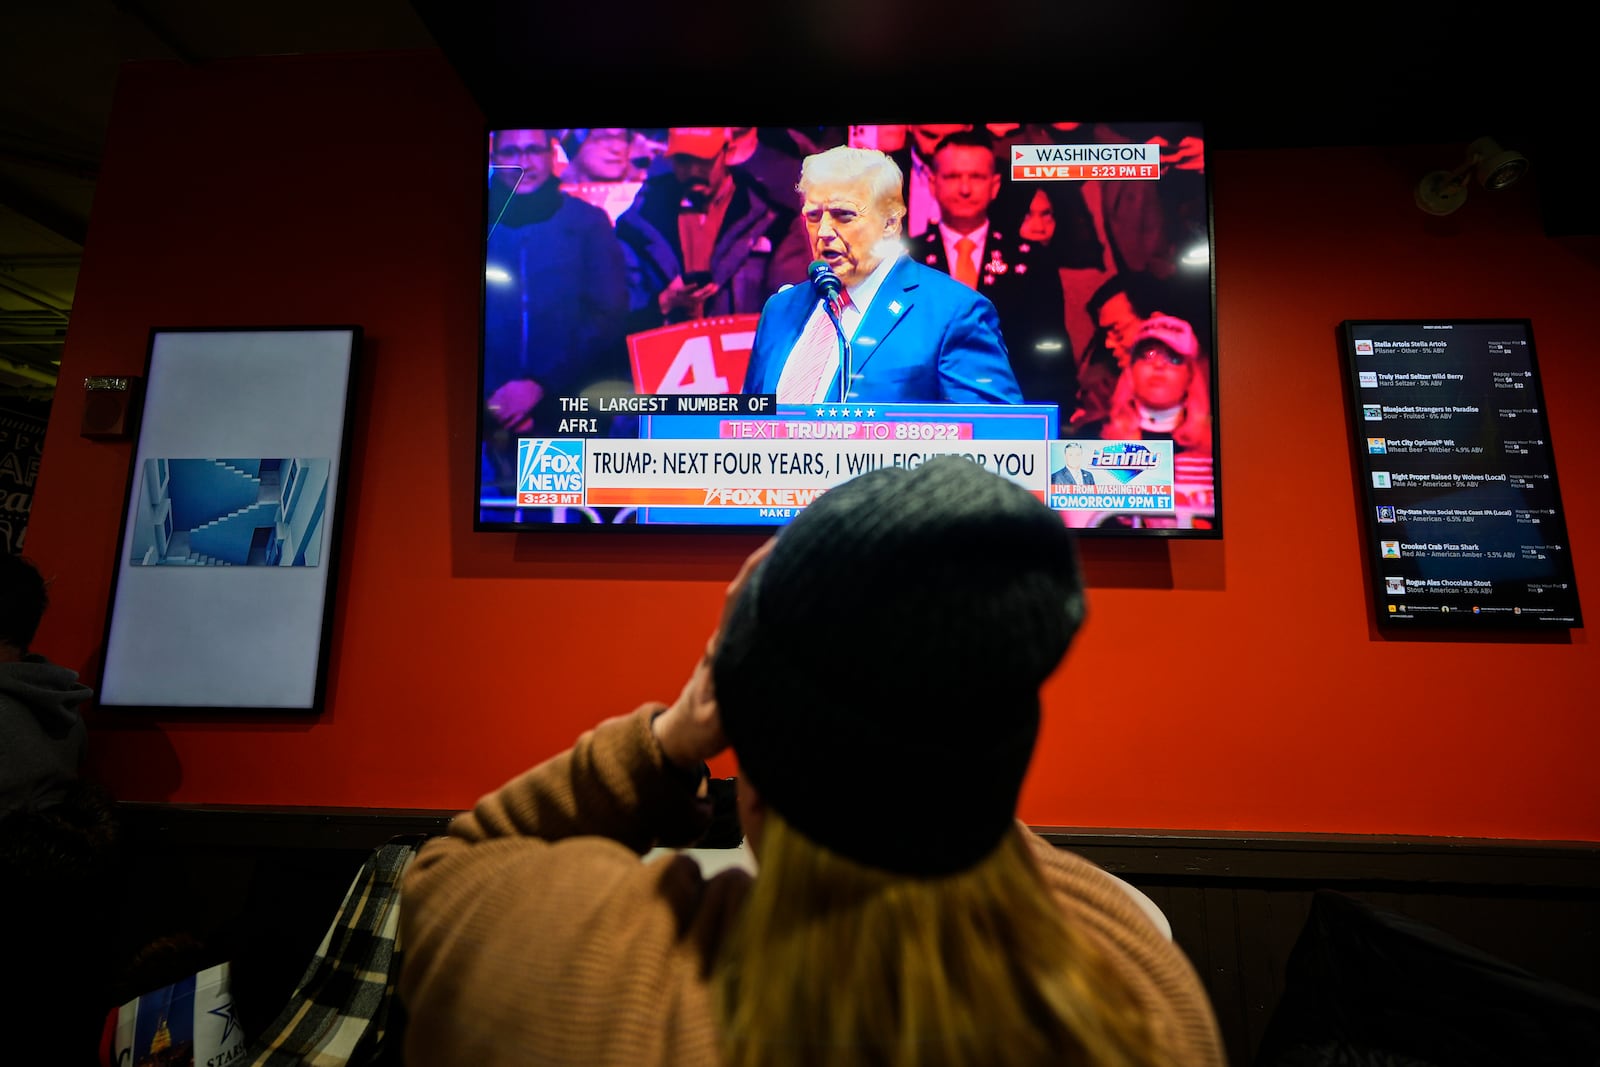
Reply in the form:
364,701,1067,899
1415,137,1530,215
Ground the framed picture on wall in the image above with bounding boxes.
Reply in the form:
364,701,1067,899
97,326,362,713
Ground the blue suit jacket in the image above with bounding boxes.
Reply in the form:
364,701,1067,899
740,256,1023,403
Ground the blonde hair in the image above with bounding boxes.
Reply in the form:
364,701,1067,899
797,145,906,226
713,815,1169,1067
1101,352,1212,455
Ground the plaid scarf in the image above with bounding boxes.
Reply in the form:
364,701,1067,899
245,836,423,1067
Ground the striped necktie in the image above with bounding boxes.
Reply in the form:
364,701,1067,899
776,296,848,402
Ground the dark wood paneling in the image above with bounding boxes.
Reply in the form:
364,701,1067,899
111,806,1600,1067
1036,827,1600,887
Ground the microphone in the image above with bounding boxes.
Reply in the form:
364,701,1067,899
807,259,849,403
808,259,844,316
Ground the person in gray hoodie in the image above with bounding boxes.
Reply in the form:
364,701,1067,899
2,552,115,1066
1,551,93,815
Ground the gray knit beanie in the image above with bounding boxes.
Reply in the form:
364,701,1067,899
714,455,1085,876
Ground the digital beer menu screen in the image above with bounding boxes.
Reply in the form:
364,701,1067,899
1341,319,1582,628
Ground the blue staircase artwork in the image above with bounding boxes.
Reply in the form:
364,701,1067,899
128,456,330,567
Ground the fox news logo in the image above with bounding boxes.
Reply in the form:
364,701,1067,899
517,439,584,505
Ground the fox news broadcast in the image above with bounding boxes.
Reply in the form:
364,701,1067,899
477,120,1217,537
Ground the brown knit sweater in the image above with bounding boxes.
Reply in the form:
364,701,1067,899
398,706,1225,1066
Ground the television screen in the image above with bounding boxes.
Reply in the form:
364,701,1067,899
476,122,1217,536
1340,319,1583,628
98,327,361,712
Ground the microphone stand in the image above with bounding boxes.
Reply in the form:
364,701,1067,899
823,298,850,403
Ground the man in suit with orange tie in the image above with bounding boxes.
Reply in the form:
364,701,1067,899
907,128,1074,427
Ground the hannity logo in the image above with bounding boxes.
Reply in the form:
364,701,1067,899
1091,442,1163,484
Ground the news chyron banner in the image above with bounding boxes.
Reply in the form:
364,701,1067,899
516,315,1174,527
517,399,1059,525
1010,142,1163,182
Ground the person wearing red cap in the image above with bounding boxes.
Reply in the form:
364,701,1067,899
613,126,810,332
1096,314,1211,452
1081,313,1215,530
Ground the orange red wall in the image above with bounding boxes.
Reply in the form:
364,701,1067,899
25,51,1600,840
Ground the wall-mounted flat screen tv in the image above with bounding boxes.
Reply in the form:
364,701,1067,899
1340,318,1582,628
98,327,361,712
475,121,1217,537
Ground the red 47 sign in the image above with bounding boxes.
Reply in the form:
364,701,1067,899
627,314,760,395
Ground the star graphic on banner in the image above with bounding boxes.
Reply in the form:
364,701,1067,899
866,408,876,418
813,407,826,417
208,1000,241,1043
